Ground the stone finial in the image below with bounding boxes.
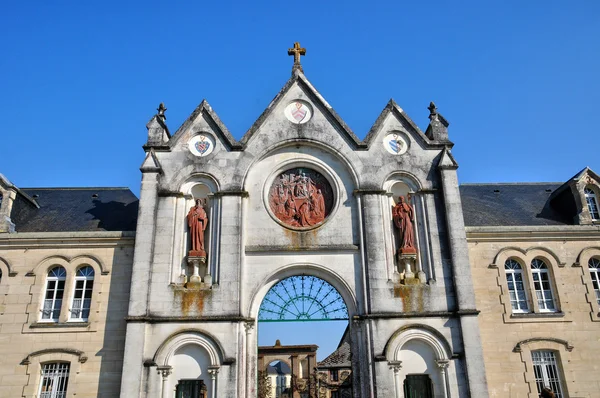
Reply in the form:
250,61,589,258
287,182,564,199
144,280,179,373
275,339,281,346
145,103,170,148
288,42,306,74
425,101,450,142
157,102,167,120
428,101,438,119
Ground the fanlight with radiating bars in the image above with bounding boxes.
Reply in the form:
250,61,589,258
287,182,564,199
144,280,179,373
258,275,348,322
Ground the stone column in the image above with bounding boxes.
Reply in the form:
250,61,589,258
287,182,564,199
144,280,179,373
208,366,219,398
436,360,450,398
439,162,489,397
157,366,172,398
120,166,161,397
388,361,402,398
245,321,255,398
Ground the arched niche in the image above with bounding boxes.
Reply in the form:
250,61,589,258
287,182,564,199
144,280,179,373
386,326,453,398
382,174,433,284
154,331,223,398
175,175,220,286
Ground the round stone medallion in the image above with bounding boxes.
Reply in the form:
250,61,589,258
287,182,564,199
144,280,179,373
268,167,334,229
383,133,408,155
188,134,215,157
284,100,312,124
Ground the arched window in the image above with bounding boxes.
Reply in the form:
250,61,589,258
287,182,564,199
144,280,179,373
504,259,529,313
70,266,94,321
585,187,600,220
531,350,565,398
589,257,600,306
39,362,70,397
531,259,556,312
42,267,66,321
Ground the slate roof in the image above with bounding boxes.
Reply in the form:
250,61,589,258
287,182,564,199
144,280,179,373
460,183,572,227
318,327,351,368
10,188,139,232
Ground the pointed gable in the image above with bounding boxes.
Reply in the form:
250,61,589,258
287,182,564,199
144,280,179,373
240,70,366,150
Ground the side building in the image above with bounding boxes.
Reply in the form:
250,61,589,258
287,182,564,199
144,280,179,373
0,175,138,397
464,168,600,397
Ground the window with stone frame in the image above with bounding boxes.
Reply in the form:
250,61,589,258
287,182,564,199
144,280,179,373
0,192,3,210
69,266,94,321
531,350,565,398
0,268,2,285
504,259,529,313
331,369,339,382
39,362,70,398
531,259,557,312
41,267,66,322
589,257,600,306
585,187,600,220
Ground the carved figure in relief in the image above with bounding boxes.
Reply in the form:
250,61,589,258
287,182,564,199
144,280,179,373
393,195,416,253
187,199,209,257
269,168,333,228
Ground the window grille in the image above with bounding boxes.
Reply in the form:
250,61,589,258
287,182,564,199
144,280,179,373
70,266,94,321
41,267,66,321
39,362,70,398
531,259,556,312
589,258,600,306
585,187,600,220
531,351,564,398
505,259,529,312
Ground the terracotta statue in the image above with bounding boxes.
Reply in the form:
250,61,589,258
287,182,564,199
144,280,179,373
187,199,209,257
393,195,416,254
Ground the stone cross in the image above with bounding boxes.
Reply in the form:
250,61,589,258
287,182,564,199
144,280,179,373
288,42,306,71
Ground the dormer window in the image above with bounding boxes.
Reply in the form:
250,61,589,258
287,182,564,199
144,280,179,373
584,187,600,220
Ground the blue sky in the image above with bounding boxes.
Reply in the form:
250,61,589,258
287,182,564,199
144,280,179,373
1,1,598,359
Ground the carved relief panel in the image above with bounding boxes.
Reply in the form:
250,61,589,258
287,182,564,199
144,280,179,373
267,167,334,229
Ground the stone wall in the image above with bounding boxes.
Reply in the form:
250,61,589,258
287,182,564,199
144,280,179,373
0,231,134,398
468,226,600,398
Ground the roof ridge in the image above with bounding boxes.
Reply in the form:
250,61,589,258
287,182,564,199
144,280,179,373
460,182,563,186
21,187,132,190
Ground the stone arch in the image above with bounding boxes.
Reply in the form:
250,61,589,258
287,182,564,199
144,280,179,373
382,170,424,193
0,256,16,277
490,246,565,269
241,138,361,190
385,324,452,361
29,254,107,276
574,246,600,267
153,329,225,367
179,173,220,196
248,262,358,319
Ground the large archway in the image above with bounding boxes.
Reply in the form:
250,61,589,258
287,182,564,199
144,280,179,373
256,274,353,398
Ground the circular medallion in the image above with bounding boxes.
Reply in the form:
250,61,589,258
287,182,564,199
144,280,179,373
383,133,408,155
268,167,334,229
188,134,215,157
284,100,312,124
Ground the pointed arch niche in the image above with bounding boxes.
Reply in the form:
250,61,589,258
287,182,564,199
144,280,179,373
174,176,221,286
382,174,434,284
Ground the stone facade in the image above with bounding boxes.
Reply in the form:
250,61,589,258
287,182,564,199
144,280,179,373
3,54,598,398
118,66,487,398
0,231,134,397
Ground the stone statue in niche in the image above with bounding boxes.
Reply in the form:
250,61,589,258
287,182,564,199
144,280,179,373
268,168,333,229
187,198,209,258
392,195,416,254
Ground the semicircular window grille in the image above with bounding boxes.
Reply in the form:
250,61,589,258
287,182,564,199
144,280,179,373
258,275,348,322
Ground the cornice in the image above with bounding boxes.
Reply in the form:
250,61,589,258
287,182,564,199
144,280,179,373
466,225,600,242
0,231,135,249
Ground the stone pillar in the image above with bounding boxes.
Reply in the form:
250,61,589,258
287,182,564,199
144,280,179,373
157,366,172,398
120,167,161,397
245,321,255,398
208,366,219,398
388,361,402,398
436,360,450,398
439,163,489,397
